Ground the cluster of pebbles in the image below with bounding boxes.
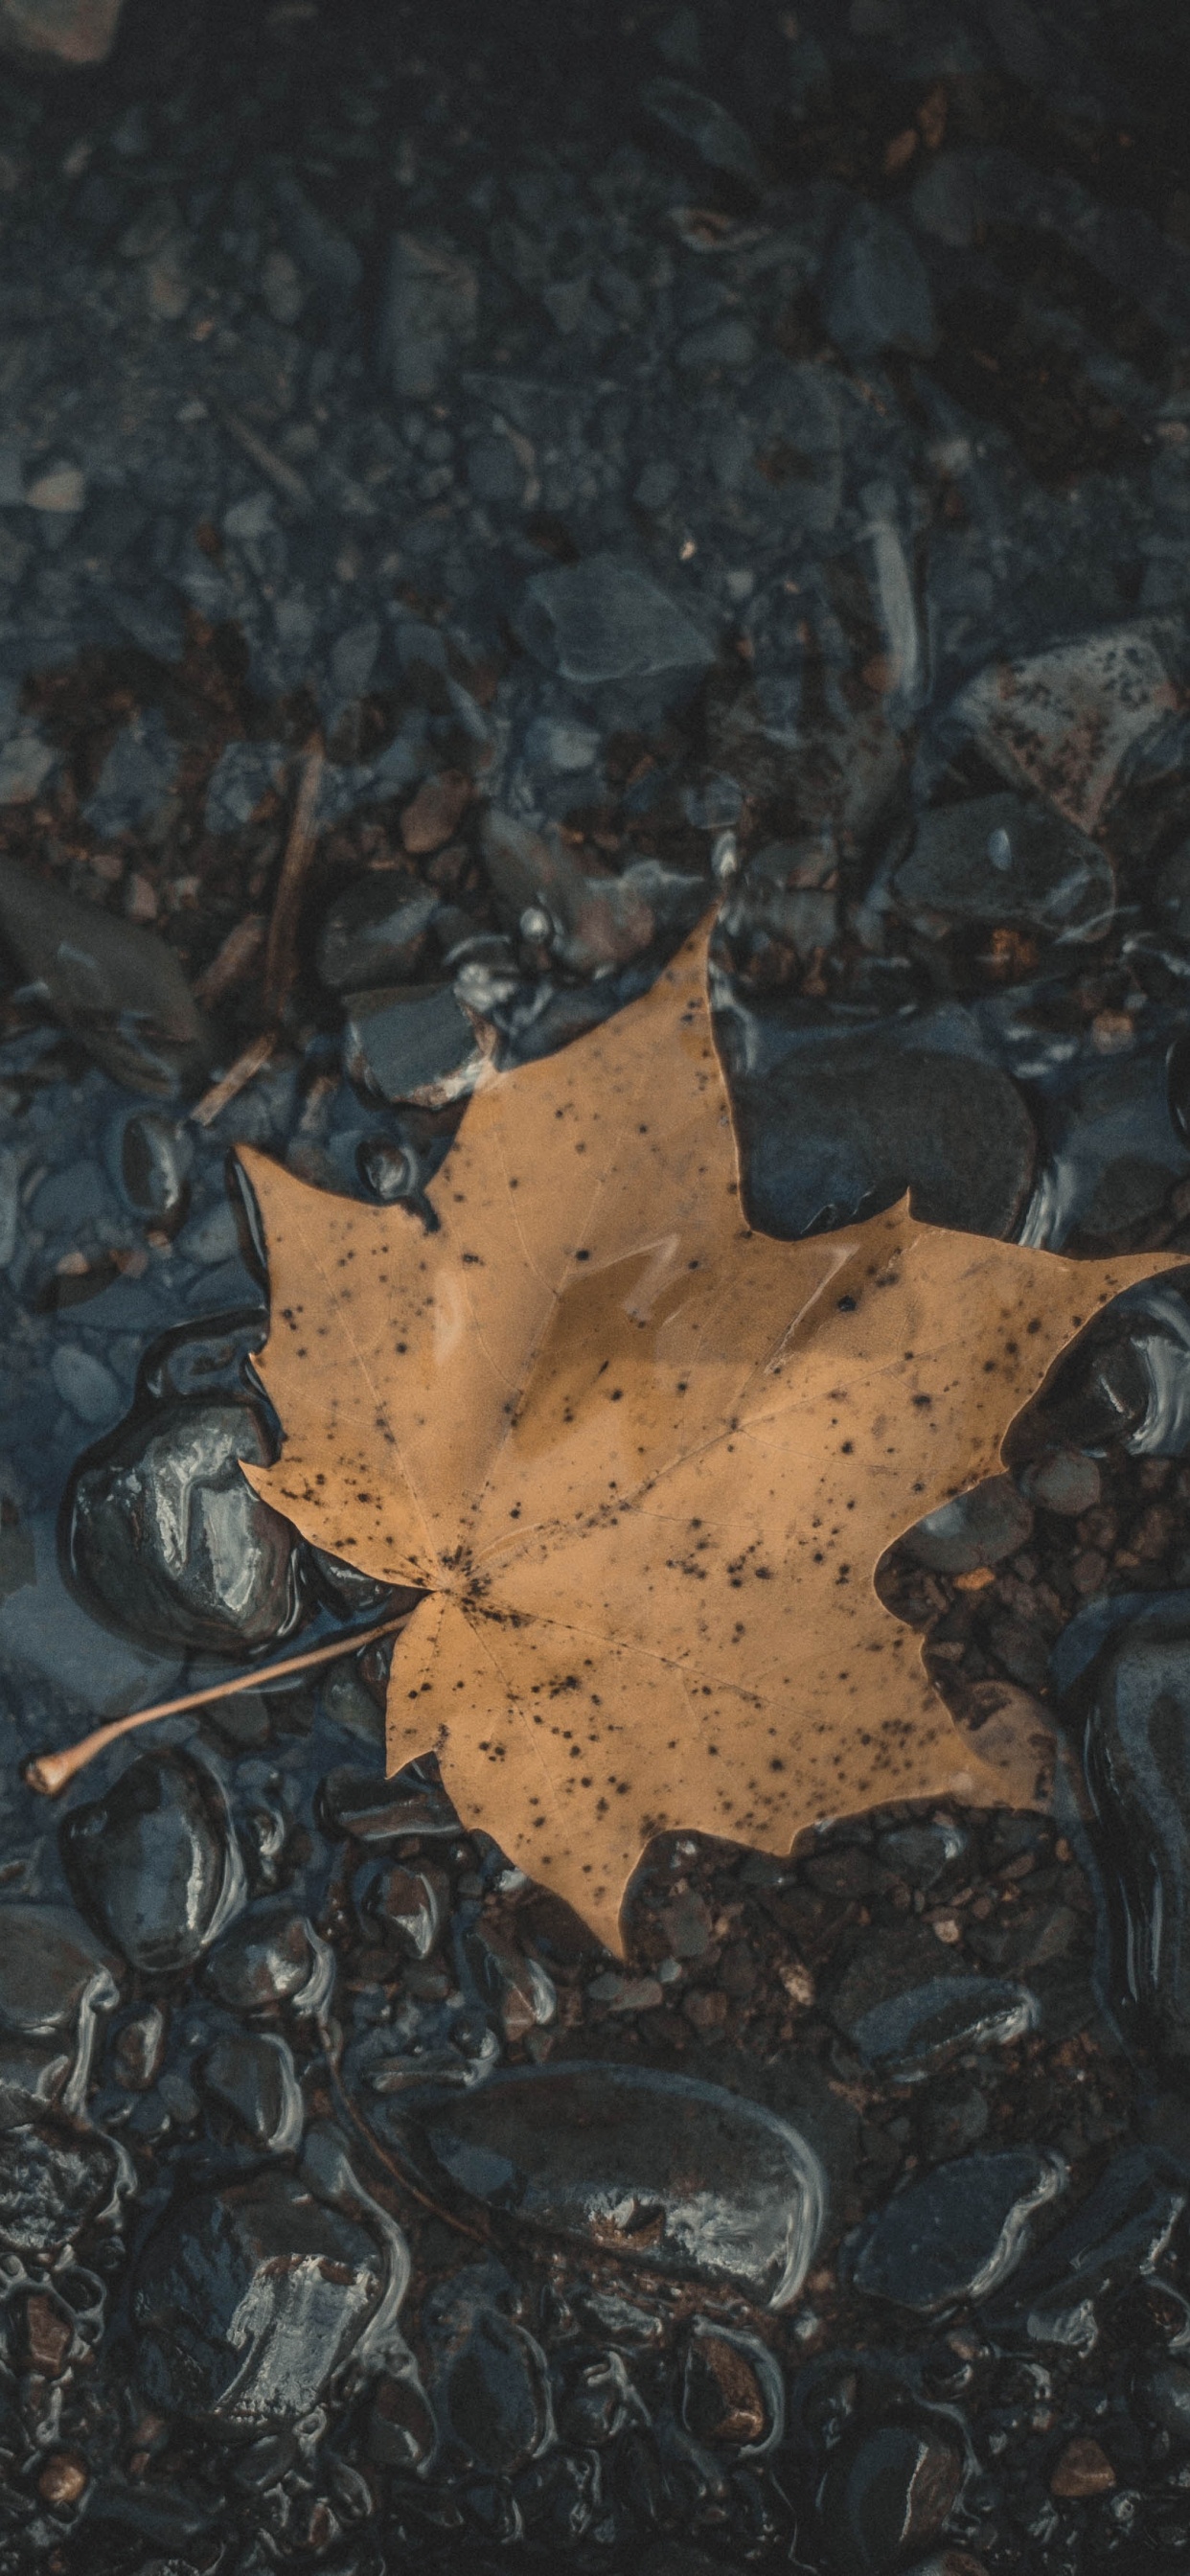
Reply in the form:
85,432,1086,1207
5,0,1190,2570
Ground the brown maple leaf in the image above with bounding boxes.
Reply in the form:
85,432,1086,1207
238,920,1175,1954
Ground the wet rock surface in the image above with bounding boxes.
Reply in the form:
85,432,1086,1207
5,0,1190,2565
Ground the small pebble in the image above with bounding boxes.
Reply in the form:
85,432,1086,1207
1050,2437,1116,2497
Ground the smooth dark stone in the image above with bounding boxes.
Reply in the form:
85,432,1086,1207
356,1135,418,1202
843,1976,1037,2081
0,1903,119,2036
400,2062,826,2309
343,981,486,1108
463,1920,556,2042
433,2297,554,2474
0,2121,124,2257
680,2323,783,2453
919,2086,991,2165
876,1823,968,1889
203,1904,327,2012
821,201,937,362
132,2169,388,2430
513,553,715,724
369,1865,443,1959
1144,2363,1190,2443
200,2032,303,2153
365,2368,438,2471
993,2148,1187,2334
317,881,438,995
849,2148,1066,2313
0,853,214,1099
640,76,765,188
68,1397,302,1653
114,1111,192,1223
0,2040,72,2130
819,2422,962,2575
61,1750,245,1978
321,1764,460,1843
736,1043,1036,1241
1084,1624,1190,2070
894,794,1114,940
903,1478,1034,1576
556,2350,636,2448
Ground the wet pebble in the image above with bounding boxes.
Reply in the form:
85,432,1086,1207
993,2147,1186,2339
0,853,212,1098
0,2122,126,2258
849,2148,1066,2313
316,881,439,995
132,2166,392,2429
425,2276,554,2474
322,1763,460,1844
843,1975,1037,2082
1083,1623,1190,2070
818,2421,962,2575
200,2032,304,2152
81,707,179,839
203,1902,331,2013
367,1864,443,1959
110,1110,192,1224
680,2323,783,2453
1144,2363,1190,2443
821,201,937,362
893,794,1114,941
50,1343,121,1425
904,1478,1034,1576
61,1749,245,1977
737,1043,1036,1241
877,1822,968,1889
401,2062,825,2309
68,1397,302,1653
344,981,488,1107
1019,1449,1102,1516
513,553,715,723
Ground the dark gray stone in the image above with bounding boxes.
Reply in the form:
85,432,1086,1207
431,2292,554,2474
818,2423,963,2576
876,1822,968,1889
843,1976,1037,2081
821,203,937,362
401,2061,825,2309
377,231,477,399
736,1043,1036,1240
112,1111,192,1223
1144,2363,1190,2443
0,2040,72,2130
849,2148,1065,2313
0,854,213,1099
321,1766,460,1844
343,982,488,1108
200,2032,304,2153
203,1904,329,2013
61,1750,245,1978
894,794,1115,941
317,883,438,995
903,1478,1034,1576
640,78,765,188
992,2148,1185,2336
81,707,179,838
0,2121,124,2257
132,2168,388,2430
0,1903,119,2036
68,1398,302,1654
1085,1625,1190,2070
513,554,716,723
680,2321,783,2453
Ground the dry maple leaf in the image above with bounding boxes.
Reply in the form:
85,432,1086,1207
239,920,1176,1954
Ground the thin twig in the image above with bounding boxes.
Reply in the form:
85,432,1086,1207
190,1028,276,1128
263,732,325,1024
24,1612,410,1800
210,401,314,515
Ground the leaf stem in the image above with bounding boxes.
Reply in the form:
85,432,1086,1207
23,1611,410,1799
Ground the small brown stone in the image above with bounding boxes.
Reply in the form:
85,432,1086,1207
1050,2437,1116,2498
684,1986,728,2031
23,2293,73,2378
400,770,470,855
37,2454,87,2510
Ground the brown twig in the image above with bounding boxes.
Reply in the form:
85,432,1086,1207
262,732,325,1024
190,1028,276,1128
24,1612,410,1800
210,401,314,515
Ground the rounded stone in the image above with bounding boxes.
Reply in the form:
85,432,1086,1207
67,1396,302,1654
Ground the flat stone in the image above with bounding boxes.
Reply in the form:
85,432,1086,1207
904,1477,1034,1575
61,1749,245,1978
849,2148,1066,2313
50,1344,121,1426
0,1903,119,2036
316,882,438,996
0,0,124,63
377,231,477,399
400,2061,825,2310
894,794,1115,941
68,1397,301,1654
1020,1450,1102,1516
132,2169,389,2430
203,1905,329,2013
821,203,937,361
1085,1624,1190,2069
0,854,213,1098
819,2422,962,2575
640,78,765,188
0,1510,183,1718
201,2033,304,2154
343,981,489,1108
82,708,180,839
736,1041,1036,1241
917,620,1182,837
843,1976,1037,2082
513,554,715,723
423,2273,554,2475
993,2147,1185,2337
